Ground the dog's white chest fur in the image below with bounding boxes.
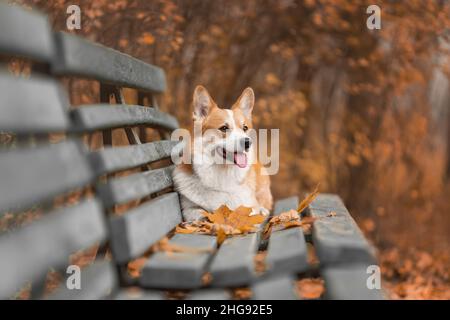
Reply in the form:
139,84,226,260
173,164,258,221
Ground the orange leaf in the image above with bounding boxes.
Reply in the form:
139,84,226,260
216,227,227,245
297,184,320,213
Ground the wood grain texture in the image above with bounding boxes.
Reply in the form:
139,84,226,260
209,233,259,287
88,140,178,175
53,32,166,92
140,234,216,289
0,140,94,213
309,194,376,266
0,74,69,133
97,166,174,207
109,192,182,263
70,104,178,132
0,3,54,62
0,199,107,299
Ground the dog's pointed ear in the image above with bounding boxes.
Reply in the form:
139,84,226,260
233,87,254,119
193,85,214,121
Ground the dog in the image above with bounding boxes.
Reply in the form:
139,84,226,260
173,85,273,221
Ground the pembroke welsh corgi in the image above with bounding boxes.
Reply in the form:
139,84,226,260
173,85,273,221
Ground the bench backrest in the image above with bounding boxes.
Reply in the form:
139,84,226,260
0,2,181,299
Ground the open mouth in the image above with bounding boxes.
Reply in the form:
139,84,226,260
218,148,248,168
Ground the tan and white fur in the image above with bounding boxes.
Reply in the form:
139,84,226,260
173,85,273,221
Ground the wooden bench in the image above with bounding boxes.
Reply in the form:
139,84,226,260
0,3,383,300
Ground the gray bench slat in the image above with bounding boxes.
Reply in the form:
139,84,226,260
309,194,376,266
187,289,230,300
139,234,216,289
0,74,69,133
273,196,299,215
109,192,182,263
252,275,298,300
0,3,54,63
98,166,174,207
0,140,94,213
47,260,117,300
322,263,384,300
52,32,166,93
88,140,178,175
70,104,178,132
209,233,259,287
266,228,308,275
265,196,308,275
114,288,164,300
0,199,107,299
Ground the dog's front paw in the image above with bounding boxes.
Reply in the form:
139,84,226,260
250,207,270,216
259,207,270,216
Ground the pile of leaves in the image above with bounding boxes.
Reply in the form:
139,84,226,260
176,185,319,244
176,205,266,244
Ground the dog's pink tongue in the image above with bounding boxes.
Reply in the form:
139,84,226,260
233,152,247,168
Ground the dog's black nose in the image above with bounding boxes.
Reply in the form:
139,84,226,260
242,137,252,151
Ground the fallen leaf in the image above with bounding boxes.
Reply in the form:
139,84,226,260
127,257,147,278
203,205,265,232
297,184,320,213
327,211,337,217
216,227,227,245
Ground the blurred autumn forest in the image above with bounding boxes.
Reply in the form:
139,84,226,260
11,0,450,298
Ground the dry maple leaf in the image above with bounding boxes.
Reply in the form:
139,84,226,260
203,205,265,233
297,184,320,213
216,227,227,245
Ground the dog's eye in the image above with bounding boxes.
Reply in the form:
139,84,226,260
219,125,229,132
243,125,248,132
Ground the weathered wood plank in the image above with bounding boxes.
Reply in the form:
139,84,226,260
252,275,298,300
97,166,174,207
0,140,94,213
0,199,107,299
0,74,69,133
0,3,54,62
187,289,230,300
88,140,178,175
322,263,384,300
52,32,166,93
209,233,259,287
264,196,308,275
273,196,299,215
70,104,178,132
46,260,117,300
109,192,182,263
309,194,376,266
265,228,308,275
140,234,216,289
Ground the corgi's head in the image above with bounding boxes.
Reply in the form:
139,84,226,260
191,85,255,171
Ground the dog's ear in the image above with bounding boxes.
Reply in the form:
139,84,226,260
193,85,214,121
233,87,254,119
